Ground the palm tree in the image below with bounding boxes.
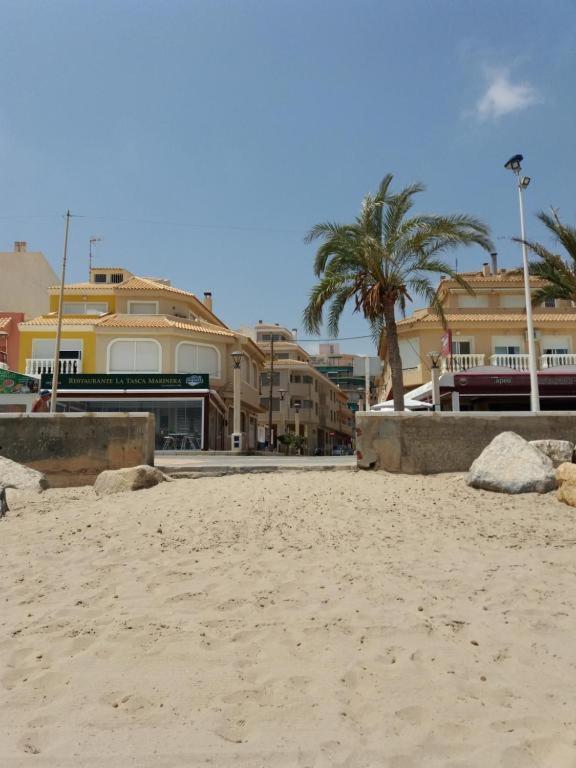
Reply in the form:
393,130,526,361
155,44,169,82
302,174,493,411
520,210,576,305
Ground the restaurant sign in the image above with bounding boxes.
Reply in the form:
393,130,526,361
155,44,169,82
0,369,39,394
454,372,576,396
40,373,210,390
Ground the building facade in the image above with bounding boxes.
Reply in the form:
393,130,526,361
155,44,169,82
18,267,265,448
309,343,381,412
241,323,354,452
378,263,576,410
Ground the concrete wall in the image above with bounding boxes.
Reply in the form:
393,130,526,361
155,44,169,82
356,411,576,474
0,413,155,486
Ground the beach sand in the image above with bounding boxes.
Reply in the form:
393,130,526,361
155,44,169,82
1,470,576,767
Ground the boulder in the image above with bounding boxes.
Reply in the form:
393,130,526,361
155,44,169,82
556,462,576,485
466,432,556,494
94,465,165,496
555,462,576,507
0,456,47,492
529,439,574,467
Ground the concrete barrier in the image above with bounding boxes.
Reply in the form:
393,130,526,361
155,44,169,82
0,413,155,487
356,411,576,474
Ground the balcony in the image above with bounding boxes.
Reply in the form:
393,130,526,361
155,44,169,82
489,354,530,371
25,358,83,376
441,354,485,372
540,353,576,369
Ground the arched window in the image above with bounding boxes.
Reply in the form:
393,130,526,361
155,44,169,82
176,342,220,378
107,339,161,373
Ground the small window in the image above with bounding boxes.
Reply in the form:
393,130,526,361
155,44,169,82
93,273,107,283
62,302,108,315
277,352,290,359
290,374,302,383
261,372,280,386
303,375,313,383
110,273,124,283
494,345,520,355
543,297,556,308
260,397,280,411
128,302,157,315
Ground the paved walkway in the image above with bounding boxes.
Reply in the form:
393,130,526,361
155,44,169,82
155,453,356,475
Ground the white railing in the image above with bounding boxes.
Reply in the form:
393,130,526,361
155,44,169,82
25,358,83,375
490,354,530,371
540,353,576,369
441,353,485,372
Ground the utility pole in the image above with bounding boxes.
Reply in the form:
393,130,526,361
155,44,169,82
268,336,274,450
50,211,71,413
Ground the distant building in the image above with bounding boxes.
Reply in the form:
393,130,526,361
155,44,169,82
309,344,381,412
0,312,25,370
0,242,58,318
240,322,354,452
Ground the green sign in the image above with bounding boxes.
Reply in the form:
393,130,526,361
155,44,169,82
0,369,39,395
40,373,210,390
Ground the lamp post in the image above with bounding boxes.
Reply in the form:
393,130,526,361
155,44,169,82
363,355,370,411
294,399,301,449
428,351,441,411
231,350,244,451
278,388,287,444
268,336,275,450
505,154,540,412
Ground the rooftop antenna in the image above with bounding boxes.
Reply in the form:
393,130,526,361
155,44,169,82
89,236,103,274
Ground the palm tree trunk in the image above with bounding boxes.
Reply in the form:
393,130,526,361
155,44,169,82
382,299,405,412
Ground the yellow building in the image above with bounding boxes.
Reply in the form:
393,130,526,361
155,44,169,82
379,263,576,409
19,267,265,449
241,323,354,453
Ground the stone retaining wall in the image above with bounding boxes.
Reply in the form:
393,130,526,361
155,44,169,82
0,413,155,486
356,411,576,474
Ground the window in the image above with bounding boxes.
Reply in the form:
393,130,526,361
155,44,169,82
32,338,83,360
128,301,158,315
110,273,124,283
261,372,280,387
260,397,280,411
277,352,290,359
459,295,489,308
176,342,220,378
543,297,556,308
399,338,420,370
62,302,108,315
451,340,471,355
494,345,521,355
500,295,526,308
303,375,313,383
541,336,570,356
108,339,161,373
291,398,312,409
93,273,107,283
290,374,302,383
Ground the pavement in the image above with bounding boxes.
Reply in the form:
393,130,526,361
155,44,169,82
155,453,356,477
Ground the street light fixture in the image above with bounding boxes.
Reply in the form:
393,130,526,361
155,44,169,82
428,351,441,412
279,388,287,401
231,350,244,451
504,153,540,412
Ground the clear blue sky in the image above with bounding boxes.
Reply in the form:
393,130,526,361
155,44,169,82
1,0,574,354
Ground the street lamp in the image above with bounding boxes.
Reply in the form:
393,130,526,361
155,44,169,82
231,350,244,451
428,351,441,411
293,399,302,440
504,153,540,412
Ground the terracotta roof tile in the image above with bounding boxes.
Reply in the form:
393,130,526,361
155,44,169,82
95,314,235,336
397,311,576,326
115,276,197,298
19,316,100,327
0,317,12,330
441,272,544,285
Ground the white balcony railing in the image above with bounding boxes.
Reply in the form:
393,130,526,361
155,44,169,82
441,353,485,372
490,354,530,371
25,358,82,376
540,353,576,369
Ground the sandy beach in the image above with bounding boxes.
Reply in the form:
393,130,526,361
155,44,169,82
1,469,576,767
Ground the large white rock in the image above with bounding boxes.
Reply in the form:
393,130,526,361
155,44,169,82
0,456,47,492
529,439,574,467
94,465,165,496
466,432,556,494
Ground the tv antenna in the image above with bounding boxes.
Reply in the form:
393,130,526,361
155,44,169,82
89,236,103,273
